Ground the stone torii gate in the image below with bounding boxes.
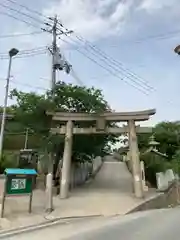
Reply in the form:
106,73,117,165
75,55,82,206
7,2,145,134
47,109,156,199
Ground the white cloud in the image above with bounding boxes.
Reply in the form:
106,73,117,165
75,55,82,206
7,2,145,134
42,0,135,41
139,0,179,12
8,0,180,49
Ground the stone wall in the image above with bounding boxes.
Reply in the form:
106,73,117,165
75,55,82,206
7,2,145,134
156,169,179,191
127,180,180,214
70,156,102,188
37,156,103,191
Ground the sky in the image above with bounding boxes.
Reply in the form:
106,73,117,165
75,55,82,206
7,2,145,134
1,0,180,127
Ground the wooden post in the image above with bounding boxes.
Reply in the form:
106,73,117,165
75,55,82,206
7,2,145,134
1,178,7,218
60,120,73,199
29,191,33,213
128,120,144,198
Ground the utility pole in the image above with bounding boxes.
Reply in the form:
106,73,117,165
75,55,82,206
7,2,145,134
49,16,59,176
0,48,19,158
43,15,58,213
43,15,59,175
42,16,73,209
24,128,29,149
42,15,73,92
51,15,58,96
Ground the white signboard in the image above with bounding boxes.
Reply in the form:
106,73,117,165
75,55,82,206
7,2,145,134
11,179,26,190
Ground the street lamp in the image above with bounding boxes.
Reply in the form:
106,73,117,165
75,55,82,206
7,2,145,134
0,48,19,157
174,45,180,55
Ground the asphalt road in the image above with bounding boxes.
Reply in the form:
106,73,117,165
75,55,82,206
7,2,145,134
4,208,180,240
71,208,180,240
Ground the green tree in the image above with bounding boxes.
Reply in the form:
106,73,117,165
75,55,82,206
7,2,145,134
141,153,168,186
9,89,52,135
153,121,180,160
138,121,180,158
8,81,117,164
138,121,180,185
137,133,152,152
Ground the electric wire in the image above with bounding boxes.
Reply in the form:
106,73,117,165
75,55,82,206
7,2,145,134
0,11,41,29
0,31,43,39
0,46,47,55
0,4,177,109
64,35,153,92
74,35,154,91
61,37,180,108
4,0,48,20
0,46,48,59
0,50,47,59
60,38,150,95
0,2,45,25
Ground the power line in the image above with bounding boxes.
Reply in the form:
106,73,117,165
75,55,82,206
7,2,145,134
0,49,47,60
60,38,149,95
59,52,85,86
0,11,41,29
13,46,47,54
0,77,49,91
6,0,180,45
0,46,48,58
127,29,180,44
65,35,151,92
18,46,48,53
4,0,48,20
15,46,48,56
0,51,47,59
62,38,180,109
0,3,173,106
14,51,47,59
2,73,178,111
74,35,154,92
10,79,48,91
1,77,178,118
0,31,43,39
61,38,151,94
70,68,85,86
0,2,44,25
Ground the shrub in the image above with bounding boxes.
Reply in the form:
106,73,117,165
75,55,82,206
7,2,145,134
0,153,18,173
141,153,168,187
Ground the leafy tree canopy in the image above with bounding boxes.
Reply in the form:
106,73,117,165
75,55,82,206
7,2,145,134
137,121,180,185
5,81,117,163
138,121,180,160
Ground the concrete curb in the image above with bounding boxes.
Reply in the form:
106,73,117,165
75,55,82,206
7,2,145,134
125,193,166,215
126,181,180,215
0,192,167,239
0,214,103,239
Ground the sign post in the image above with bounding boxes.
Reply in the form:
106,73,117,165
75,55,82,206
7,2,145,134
1,168,37,218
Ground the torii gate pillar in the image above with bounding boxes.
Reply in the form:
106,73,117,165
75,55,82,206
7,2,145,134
60,120,73,199
128,120,144,198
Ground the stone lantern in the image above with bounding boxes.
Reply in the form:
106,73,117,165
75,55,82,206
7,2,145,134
148,135,159,150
